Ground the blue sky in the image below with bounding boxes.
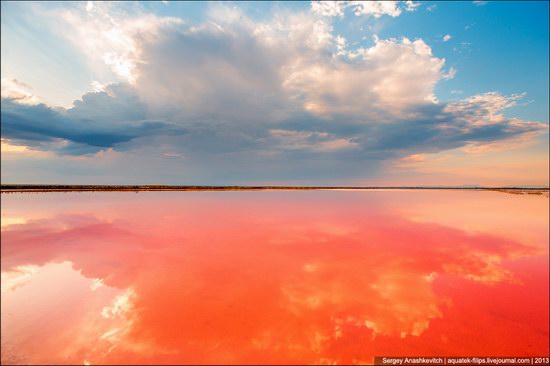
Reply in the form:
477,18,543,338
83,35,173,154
1,1,548,185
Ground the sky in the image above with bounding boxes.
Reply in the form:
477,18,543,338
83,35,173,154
1,0,548,186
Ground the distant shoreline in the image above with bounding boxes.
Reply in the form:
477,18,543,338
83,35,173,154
1,185,548,194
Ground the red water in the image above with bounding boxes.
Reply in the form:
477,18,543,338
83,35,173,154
1,191,548,364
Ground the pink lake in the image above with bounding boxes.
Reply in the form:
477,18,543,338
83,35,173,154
1,190,548,364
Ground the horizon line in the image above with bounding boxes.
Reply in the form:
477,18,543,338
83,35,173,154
1,184,549,193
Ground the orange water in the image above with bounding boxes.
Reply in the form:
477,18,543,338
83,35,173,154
1,191,548,364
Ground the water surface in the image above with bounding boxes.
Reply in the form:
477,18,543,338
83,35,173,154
1,190,548,364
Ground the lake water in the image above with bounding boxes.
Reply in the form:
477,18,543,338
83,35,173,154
1,190,548,364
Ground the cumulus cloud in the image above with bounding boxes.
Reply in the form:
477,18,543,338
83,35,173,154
283,37,446,118
310,1,346,17
53,1,183,83
133,10,291,122
351,1,403,17
311,1,419,18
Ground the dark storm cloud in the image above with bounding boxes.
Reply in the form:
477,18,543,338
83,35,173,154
1,93,185,155
1,88,546,163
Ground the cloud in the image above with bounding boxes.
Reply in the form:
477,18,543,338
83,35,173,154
310,1,418,18
1,84,185,155
473,1,488,6
404,1,421,12
53,2,183,83
1,78,40,105
1,2,547,183
268,129,358,152
443,66,457,80
444,92,528,124
426,4,437,12
443,34,452,42
401,153,426,162
284,37,446,118
133,9,292,122
351,1,402,17
310,1,346,17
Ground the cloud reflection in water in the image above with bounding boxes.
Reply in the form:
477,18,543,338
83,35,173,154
1,191,548,364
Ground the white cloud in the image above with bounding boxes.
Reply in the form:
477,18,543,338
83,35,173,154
443,34,452,42
1,78,39,104
311,1,418,18
443,66,457,80
91,80,107,92
473,1,488,6
444,92,539,126
405,1,421,12
283,37,445,118
335,35,347,54
54,2,182,84
311,1,346,17
351,1,402,17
